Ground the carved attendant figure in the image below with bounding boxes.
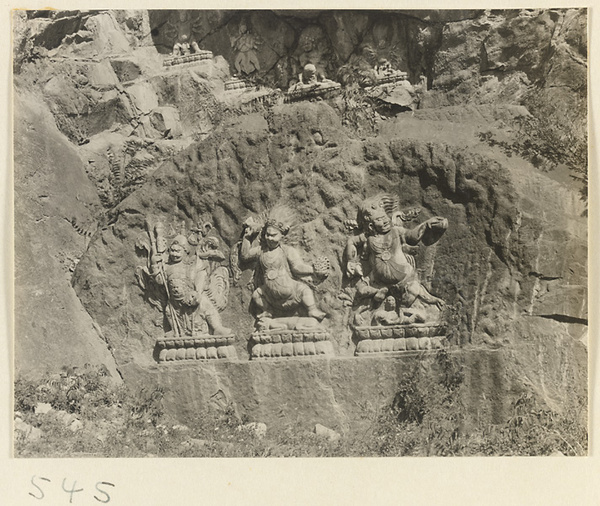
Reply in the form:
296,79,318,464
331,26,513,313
150,233,231,337
232,22,261,76
372,295,403,326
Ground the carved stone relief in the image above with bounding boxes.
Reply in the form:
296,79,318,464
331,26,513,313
136,219,236,362
235,206,335,358
344,194,449,355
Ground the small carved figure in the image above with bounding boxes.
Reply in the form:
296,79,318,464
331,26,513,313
232,22,261,76
371,58,408,85
137,220,231,338
238,207,329,329
295,25,330,79
299,63,319,86
286,64,342,102
346,194,448,323
375,58,392,75
294,63,338,89
164,10,203,56
372,295,403,326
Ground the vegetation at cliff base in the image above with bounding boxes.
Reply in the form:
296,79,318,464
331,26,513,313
14,355,586,458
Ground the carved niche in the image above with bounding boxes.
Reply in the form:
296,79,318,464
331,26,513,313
233,206,335,359
343,194,449,355
136,219,236,362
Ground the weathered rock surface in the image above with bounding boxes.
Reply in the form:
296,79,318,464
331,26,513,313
14,90,121,381
13,9,587,432
14,418,43,442
138,339,584,433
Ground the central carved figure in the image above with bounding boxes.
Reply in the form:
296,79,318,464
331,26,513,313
239,207,329,329
236,206,335,359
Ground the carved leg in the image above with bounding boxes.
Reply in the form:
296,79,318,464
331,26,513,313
199,297,231,336
234,53,244,76
252,287,267,315
205,311,231,336
248,51,261,73
300,284,326,321
405,280,444,310
353,305,371,326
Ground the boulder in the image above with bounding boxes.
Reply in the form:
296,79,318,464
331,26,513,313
14,418,43,441
314,424,341,442
34,403,53,415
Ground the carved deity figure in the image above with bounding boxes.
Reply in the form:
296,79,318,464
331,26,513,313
136,221,231,337
294,25,330,80
238,207,329,329
372,295,403,326
288,63,338,94
299,63,319,86
375,58,393,77
231,22,261,76
164,10,202,56
345,194,447,325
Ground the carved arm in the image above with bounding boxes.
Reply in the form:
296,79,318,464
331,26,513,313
285,246,315,277
345,233,366,277
405,217,448,246
239,227,261,263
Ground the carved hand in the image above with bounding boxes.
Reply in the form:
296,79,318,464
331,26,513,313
346,260,363,278
373,287,388,303
312,256,331,280
426,216,448,231
242,217,261,238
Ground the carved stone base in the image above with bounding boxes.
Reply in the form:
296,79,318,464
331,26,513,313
156,335,237,362
224,78,253,91
250,329,335,359
371,71,408,87
353,323,447,355
163,51,213,67
285,82,342,103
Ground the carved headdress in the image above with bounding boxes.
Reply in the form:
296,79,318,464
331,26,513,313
264,205,297,235
170,234,190,253
357,194,398,231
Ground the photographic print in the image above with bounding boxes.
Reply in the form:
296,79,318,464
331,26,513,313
13,8,588,458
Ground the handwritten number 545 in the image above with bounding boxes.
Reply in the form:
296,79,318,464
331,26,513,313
29,476,115,503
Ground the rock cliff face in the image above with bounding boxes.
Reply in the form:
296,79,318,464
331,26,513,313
14,9,587,431
14,91,121,380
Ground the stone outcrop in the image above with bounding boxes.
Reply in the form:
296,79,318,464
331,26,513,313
13,91,121,381
13,9,587,430
69,99,586,414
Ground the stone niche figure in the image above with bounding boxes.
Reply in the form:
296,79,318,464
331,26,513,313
345,194,448,326
287,63,323,92
164,10,202,56
286,63,341,100
371,295,403,326
375,58,393,77
231,21,261,76
238,206,330,330
294,25,331,81
137,221,231,338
